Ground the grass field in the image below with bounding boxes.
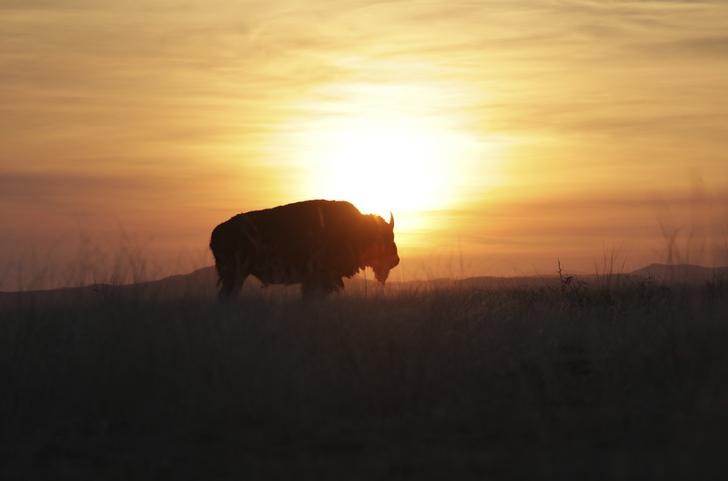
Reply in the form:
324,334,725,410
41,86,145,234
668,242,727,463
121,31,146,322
2,273,728,480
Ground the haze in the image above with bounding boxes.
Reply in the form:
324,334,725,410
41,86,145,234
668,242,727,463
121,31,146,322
2,0,727,289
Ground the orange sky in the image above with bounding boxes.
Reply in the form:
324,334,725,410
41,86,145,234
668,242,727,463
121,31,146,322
2,1,728,289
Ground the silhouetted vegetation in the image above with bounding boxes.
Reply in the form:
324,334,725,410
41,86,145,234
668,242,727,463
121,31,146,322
2,275,728,480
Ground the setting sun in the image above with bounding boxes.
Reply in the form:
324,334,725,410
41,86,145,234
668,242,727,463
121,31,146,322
305,116,458,217
277,82,487,221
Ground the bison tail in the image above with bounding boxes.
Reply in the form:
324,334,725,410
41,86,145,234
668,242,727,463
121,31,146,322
210,222,244,299
209,226,224,285
213,253,247,300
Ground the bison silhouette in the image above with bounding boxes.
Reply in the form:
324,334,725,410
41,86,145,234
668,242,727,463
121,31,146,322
210,199,400,299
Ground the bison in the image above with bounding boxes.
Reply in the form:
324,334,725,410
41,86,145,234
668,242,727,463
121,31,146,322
209,199,400,299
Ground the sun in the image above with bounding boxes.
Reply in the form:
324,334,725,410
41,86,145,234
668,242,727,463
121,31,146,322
301,114,460,218
269,82,502,242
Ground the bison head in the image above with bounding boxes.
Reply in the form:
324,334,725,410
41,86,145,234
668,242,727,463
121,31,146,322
364,212,400,284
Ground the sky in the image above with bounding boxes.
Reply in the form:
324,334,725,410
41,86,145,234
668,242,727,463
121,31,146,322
2,0,727,289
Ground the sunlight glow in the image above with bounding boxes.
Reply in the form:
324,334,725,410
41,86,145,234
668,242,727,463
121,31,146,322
271,82,505,247
309,116,457,217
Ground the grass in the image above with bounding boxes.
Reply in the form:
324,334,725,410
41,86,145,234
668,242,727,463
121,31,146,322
1,276,728,480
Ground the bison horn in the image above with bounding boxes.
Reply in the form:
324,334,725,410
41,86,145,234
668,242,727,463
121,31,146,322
389,211,394,229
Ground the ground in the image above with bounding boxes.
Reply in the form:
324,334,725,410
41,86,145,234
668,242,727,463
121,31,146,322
1,275,727,480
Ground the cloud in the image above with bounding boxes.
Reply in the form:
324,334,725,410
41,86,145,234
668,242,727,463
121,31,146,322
643,35,728,58
0,171,187,213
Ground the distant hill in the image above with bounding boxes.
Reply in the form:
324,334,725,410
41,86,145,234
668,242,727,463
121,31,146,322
631,264,728,283
2,263,726,305
0,266,219,305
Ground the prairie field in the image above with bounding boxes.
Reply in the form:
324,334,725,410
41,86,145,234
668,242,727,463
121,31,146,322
1,271,728,480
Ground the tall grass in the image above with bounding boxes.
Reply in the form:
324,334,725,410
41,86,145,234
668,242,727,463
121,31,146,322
2,275,727,480
1,232,210,293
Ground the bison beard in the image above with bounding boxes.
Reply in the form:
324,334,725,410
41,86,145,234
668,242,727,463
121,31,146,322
209,200,399,299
